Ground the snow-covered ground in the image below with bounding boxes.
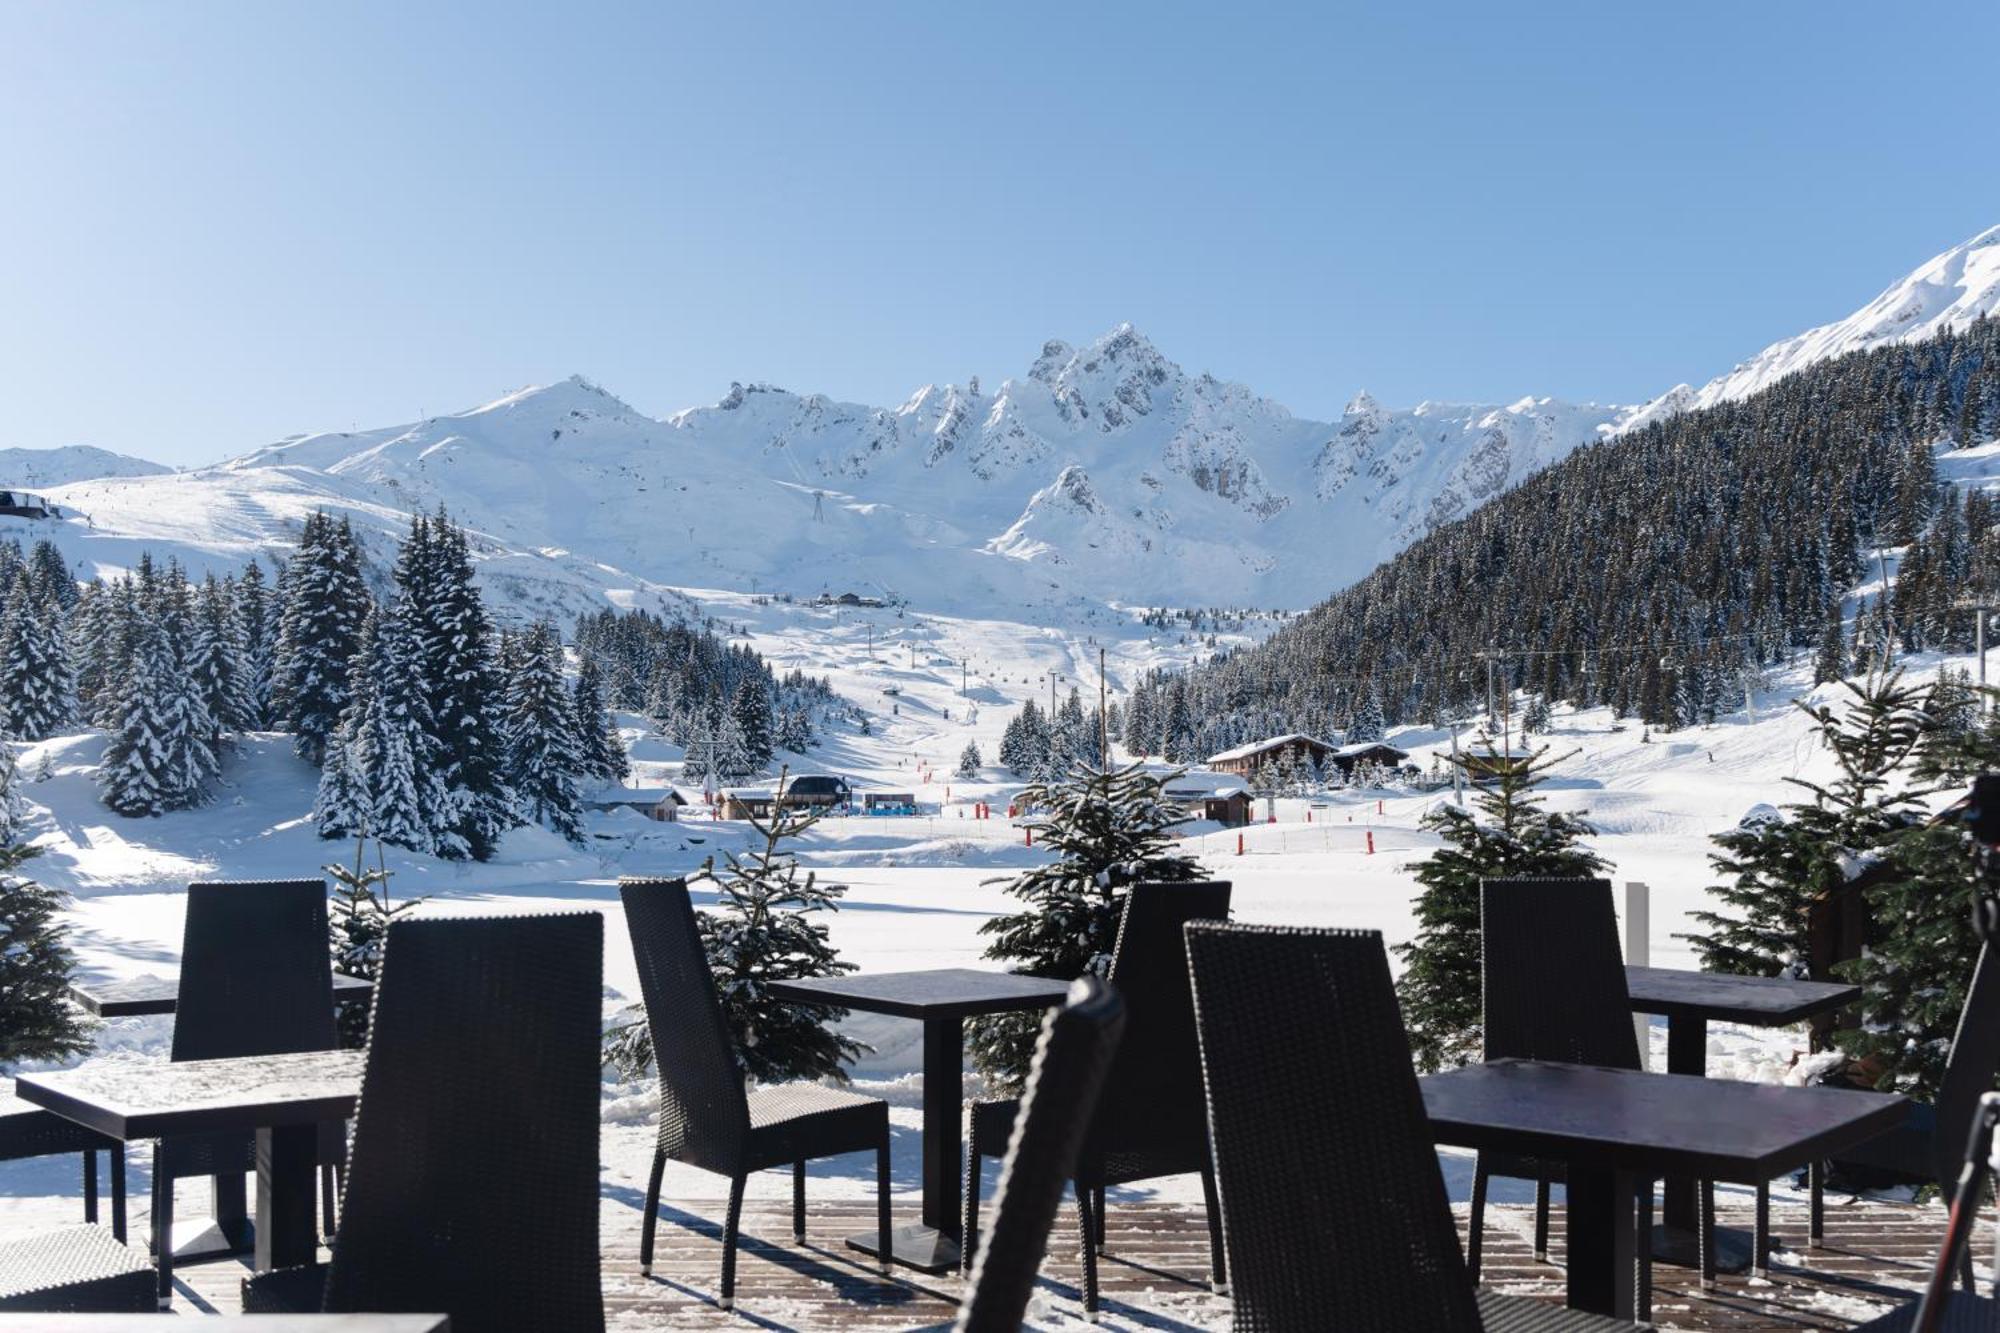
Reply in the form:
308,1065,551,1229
0,584,1977,1324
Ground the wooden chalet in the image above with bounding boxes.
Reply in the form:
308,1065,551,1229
583,786,688,822
1204,733,1338,778
1328,740,1411,779
1163,770,1254,826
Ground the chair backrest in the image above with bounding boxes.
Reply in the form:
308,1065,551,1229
172,880,337,1062
324,912,604,1332
617,878,751,1164
955,977,1126,1333
1931,942,2000,1185
1912,1091,2000,1333
1086,880,1231,1159
1480,877,1640,1070
1186,922,1482,1331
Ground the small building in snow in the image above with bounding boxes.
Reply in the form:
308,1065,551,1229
1205,734,1338,778
584,786,688,822
720,774,852,820
1163,771,1254,826
862,791,917,816
0,490,55,519
1327,741,1411,780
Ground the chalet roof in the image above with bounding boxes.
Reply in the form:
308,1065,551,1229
1163,770,1252,799
584,785,686,806
1204,733,1334,765
1333,740,1409,760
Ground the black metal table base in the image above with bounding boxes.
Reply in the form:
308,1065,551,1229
169,1218,256,1265
1652,1221,1754,1274
844,1224,959,1275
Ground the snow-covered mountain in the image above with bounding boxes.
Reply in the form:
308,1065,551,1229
0,446,170,489
1623,225,2000,431
27,327,1635,617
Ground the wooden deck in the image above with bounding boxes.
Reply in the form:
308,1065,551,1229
158,1193,1986,1330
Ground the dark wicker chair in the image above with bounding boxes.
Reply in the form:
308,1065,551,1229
1849,1091,2000,1332
954,977,1126,1333
242,912,605,1331
1475,877,1701,1306
0,1090,126,1241
620,876,892,1311
1812,941,2000,1290
960,880,1231,1317
153,879,348,1305
1185,920,1644,1331
0,1225,154,1313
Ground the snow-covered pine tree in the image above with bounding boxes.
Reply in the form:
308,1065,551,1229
712,703,757,782
155,573,218,808
1393,740,1608,1072
957,740,981,778
24,540,74,613
571,656,629,785
1349,684,1387,743
1685,671,1931,982
406,512,515,859
0,571,70,741
502,620,583,843
236,559,277,727
324,832,423,1048
350,605,444,853
969,761,1200,1087
729,677,773,774
0,747,91,1063
97,613,177,817
313,713,365,842
774,703,813,754
187,574,256,745
1159,683,1196,763
604,767,864,1083
273,511,371,765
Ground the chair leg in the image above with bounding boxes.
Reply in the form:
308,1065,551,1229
639,1151,665,1277
793,1160,806,1243
83,1150,99,1224
876,1137,893,1275
1808,1160,1824,1248
1636,1177,1654,1326
151,1171,173,1308
1199,1162,1228,1295
1534,1174,1552,1263
1958,1240,1977,1293
720,1174,746,1312
110,1146,127,1245
1076,1183,1101,1321
1466,1157,1489,1281
320,1163,337,1240
1755,1181,1771,1277
961,1143,982,1275
1699,1180,1718,1291
1092,1184,1107,1255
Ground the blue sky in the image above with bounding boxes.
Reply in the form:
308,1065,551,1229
4,2,1998,468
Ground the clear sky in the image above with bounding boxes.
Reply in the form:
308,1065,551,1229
5,2,1998,468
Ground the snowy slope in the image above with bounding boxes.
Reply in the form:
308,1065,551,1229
36,328,1632,617
1623,225,2000,430
0,446,170,488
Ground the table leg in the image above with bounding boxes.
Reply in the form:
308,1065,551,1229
255,1124,320,1272
844,1014,965,1274
1653,1013,1753,1274
1565,1164,1638,1319
173,1166,256,1264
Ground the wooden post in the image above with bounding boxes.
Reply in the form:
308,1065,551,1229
1625,880,1651,1069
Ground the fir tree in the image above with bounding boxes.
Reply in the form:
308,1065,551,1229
0,749,91,1063
1814,600,1850,685
25,540,76,612
96,614,176,817
235,559,277,727
0,572,71,741
186,574,256,744
605,768,864,1083
409,513,515,859
324,831,424,1048
571,656,629,785
969,761,1201,1087
957,740,982,779
273,512,371,765
730,677,773,774
1684,671,1932,981
775,703,814,754
503,620,583,843
1349,684,1388,743
1393,741,1609,1072
155,575,218,808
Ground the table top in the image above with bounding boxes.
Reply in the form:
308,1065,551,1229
1625,965,1859,1025
0,1312,446,1320
15,1049,363,1142
768,967,1073,1020
70,971,373,1018
1419,1058,1909,1182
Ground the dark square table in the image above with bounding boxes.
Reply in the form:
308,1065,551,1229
1625,964,1860,1270
70,972,374,1019
1420,1058,1906,1319
767,967,1072,1274
16,1050,364,1274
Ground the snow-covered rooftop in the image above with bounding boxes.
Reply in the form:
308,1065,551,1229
1164,770,1252,798
1204,733,1330,764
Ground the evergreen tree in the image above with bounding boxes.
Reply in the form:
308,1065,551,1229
730,677,773,773
957,740,982,779
605,769,864,1083
502,620,583,843
1685,671,1932,981
969,762,1201,1087
343,606,442,853
186,574,255,744
1393,741,1609,1072
25,540,76,611
236,559,277,727
97,615,176,817
313,714,365,842
0,750,91,1063
1814,600,1850,684
273,512,370,765
0,572,70,741
155,575,218,808
774,704,813,754
571,656,629,785
409,513,515,859
1349,685,1387,743
324,832,424,1048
